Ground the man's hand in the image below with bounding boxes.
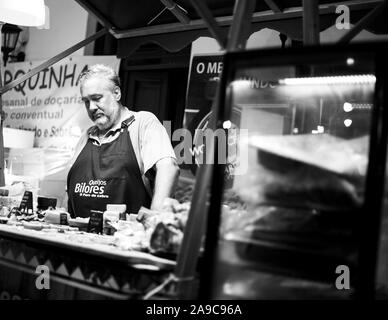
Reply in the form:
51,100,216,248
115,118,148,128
150,158,180,211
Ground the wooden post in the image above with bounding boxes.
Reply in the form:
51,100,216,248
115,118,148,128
302,0,320,45
0,23,5,186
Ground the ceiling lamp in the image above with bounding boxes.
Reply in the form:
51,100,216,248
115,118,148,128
1,23,22,66
0,0,46,27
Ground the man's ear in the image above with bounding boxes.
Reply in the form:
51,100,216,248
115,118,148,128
113,86,121,101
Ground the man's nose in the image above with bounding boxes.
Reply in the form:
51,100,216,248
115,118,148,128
88,101,99,111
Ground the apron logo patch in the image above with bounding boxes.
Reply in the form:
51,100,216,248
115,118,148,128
74,180,108,198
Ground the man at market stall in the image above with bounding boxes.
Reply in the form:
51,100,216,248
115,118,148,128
66,64,179,218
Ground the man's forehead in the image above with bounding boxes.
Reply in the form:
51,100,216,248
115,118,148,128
81,75,113,92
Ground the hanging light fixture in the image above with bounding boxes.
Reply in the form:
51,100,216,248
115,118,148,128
0,0,46,27
1,23,22,66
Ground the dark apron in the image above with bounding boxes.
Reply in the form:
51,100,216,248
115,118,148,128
67,116,151,218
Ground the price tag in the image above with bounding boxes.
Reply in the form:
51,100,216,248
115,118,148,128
87,210,103,234
60,213,68,225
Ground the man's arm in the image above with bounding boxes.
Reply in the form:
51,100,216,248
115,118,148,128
150,157,180,210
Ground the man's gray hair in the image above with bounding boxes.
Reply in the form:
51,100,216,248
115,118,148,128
78,64,121,89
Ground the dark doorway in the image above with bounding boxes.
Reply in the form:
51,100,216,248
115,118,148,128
127,70,169,120
120,43,191,134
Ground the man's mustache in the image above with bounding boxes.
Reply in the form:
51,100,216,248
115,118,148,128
92,112,105,120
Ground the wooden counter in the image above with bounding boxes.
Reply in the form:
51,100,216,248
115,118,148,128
0,223,176,300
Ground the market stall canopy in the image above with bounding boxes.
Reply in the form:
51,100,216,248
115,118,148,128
75,0,387,57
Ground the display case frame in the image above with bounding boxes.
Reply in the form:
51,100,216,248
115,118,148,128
198,42,388,300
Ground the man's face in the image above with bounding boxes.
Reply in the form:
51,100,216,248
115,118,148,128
81,75,121,133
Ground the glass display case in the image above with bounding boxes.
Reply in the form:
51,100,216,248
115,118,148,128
199,43,388,299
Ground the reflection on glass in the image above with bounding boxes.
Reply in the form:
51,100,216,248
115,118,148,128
213,56,375,299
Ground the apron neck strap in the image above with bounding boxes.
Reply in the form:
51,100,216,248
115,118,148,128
121,115,135,130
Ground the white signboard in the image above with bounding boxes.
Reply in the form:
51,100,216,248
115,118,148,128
2,55,120,150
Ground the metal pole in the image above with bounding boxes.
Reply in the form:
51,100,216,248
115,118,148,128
302,0,320,45
160,0,190,24
189,0,227,49
174,163,214,299
264,0,283,13
227,0,256,51
0,23,6,186
337,2,385,44
355,50,388,299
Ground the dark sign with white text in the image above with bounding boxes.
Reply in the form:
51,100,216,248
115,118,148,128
87,210,103,234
